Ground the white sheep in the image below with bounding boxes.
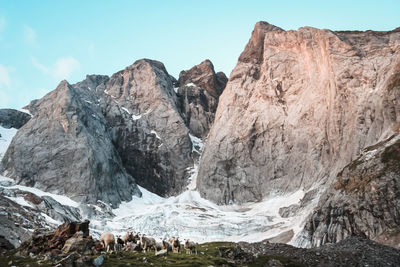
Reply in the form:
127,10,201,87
184,239,197,254
100,232,115,253
140,234,156,253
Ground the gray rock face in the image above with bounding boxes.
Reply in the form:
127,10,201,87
177,60,227,138
1,58,223,202
97,59,194,196
305,134,400,248
1,80,140,206
197,21,400,204
0,109,31,129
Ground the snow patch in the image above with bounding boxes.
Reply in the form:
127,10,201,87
121,107,131,114
186,164,198,191
174,86,179,93
131,114,142,120
18,109,32,116
5,196,34,208
0,176,80,208
0,126,17,160
186,82,196,87
41,213,61,225
189,133,203,153
151,130,161,140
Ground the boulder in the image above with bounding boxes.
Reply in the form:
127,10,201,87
62,236,94,254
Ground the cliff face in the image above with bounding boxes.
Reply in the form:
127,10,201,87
177,60,227,138
197,22,400,204
1,80,141,206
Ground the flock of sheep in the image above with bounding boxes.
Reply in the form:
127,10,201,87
99,231,197,255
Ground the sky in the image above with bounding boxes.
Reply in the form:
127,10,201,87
0,0,399,109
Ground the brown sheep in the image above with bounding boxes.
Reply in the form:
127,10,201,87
100,232,115,252
162,239,172,252
169,237,181,253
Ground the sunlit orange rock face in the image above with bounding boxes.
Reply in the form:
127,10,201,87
198,21,400,204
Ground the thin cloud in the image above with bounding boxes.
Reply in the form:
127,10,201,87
23,25,36,45
30,56,49,74
0,64,11,88
54,57,81,80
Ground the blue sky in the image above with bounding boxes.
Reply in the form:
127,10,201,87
0,0,399,109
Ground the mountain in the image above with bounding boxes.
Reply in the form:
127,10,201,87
0,21,399,251
197,22,400,205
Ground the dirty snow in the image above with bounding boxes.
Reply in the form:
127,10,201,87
89,186,313,244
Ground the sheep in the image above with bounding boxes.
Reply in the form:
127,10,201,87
123,232,135,244
124,241,140,252
169,237,181,253
116,235,125,251
100,232,115,253
184,239,197,254
154,240,163,252
161,239,172,252
140,234,156,253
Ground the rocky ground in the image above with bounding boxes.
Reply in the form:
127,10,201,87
0,221,399,266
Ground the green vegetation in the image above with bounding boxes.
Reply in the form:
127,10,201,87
0,242,305,267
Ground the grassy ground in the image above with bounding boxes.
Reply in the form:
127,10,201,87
0,242,305,266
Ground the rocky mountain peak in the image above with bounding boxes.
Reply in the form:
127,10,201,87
178,59,227,97
176,60,227,138
238,21,283,64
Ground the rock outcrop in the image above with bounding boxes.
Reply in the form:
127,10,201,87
197,21,400,204
0,109,31,129
18,221,92,256
0,80,141,206
177,60,227,138
305,134,400,248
